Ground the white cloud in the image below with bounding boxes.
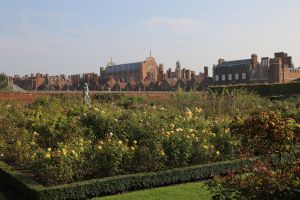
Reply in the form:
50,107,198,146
144,17,201,34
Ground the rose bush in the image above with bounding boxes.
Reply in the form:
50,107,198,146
0,94,299,186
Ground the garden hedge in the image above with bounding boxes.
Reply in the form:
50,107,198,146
0,159,252,200
209,81,300,96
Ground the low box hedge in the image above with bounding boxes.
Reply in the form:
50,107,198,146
0,159,252,200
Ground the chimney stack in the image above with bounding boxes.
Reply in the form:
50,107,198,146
218,59,225,65
204,66,208,78
251,54,258,69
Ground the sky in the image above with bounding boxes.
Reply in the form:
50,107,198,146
1,0,300,76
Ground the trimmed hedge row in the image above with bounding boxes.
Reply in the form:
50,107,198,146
209,82,300,96
0,161,42,199
0,159,252,200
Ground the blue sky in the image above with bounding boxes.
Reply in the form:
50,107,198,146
1,0,300,75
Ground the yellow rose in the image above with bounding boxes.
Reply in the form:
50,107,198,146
45,152,51,159
195,107,203,113
62,149,67,156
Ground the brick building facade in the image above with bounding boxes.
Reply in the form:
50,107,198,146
213,52,300,85
213,54,263,85
98,57,211,91
269,52,300,83
100,56,159,83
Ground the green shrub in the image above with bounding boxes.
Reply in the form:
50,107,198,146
93,93,123,103
0,94,299,186
209,82,300,96
117,96,146,109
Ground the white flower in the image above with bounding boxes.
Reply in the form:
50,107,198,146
185,108,193,120
33,131,39,136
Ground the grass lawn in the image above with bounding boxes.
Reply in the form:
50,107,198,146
94,182,211,200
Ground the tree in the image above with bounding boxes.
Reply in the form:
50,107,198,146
0,73,7,90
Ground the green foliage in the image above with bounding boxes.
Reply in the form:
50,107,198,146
230,111,298,156
1,93,300,190
93,93,124,103
207,111,300,200
209,82,300,96
163,132,194,167
207,160,300,200
117,95,146,109
0,73,7,90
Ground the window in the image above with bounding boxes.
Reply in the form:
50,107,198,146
215,75,219,81
228,74,232,81
222,75,226,81
235,73,239,80
242,73,246,80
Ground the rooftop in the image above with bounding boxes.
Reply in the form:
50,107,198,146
106,62,143,73
217,59,251,67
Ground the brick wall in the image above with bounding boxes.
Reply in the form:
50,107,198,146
283,68,300,82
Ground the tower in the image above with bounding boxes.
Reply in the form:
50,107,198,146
175,61,181,79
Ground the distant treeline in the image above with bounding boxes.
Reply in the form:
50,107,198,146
208,81,300,96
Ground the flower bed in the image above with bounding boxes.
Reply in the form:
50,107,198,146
0,93,299,190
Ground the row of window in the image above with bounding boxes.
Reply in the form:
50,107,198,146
215,73,246,81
